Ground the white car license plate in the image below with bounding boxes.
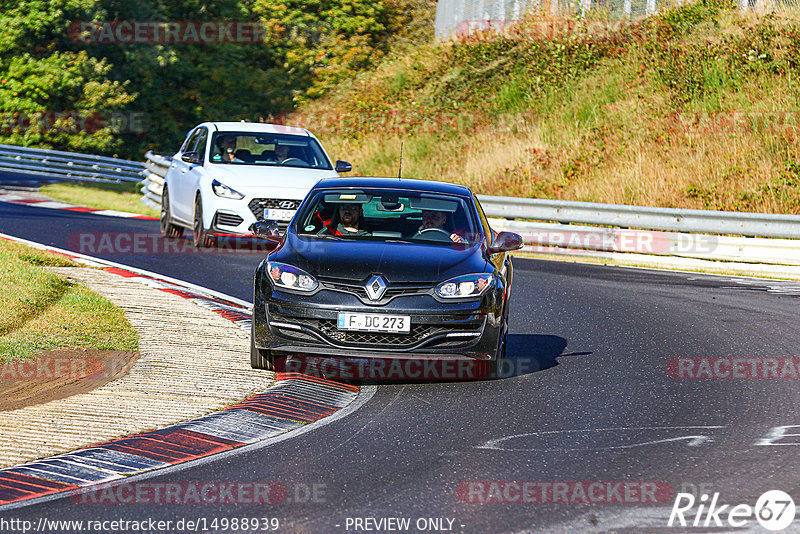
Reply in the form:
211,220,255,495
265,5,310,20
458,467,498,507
266,208,295,221
337,312,410,334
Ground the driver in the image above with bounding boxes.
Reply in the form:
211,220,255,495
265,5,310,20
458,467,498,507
275,143,290,163
419,210,463,243
320,203,370,236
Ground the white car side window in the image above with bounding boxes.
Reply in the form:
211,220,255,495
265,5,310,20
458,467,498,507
181,128,200,153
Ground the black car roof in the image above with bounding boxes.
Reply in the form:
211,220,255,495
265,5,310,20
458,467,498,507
312,177,473,197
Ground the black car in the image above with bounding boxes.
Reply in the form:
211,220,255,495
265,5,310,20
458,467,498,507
250,177,523,378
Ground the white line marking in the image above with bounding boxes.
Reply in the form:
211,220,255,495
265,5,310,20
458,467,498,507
477,426,726,451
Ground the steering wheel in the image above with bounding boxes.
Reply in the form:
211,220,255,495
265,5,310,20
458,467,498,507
412,227,452,242
280,158,306,166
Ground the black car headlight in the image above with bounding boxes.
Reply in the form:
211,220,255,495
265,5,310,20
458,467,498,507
267,262,318,292
435,273,493,299
212,179,245,200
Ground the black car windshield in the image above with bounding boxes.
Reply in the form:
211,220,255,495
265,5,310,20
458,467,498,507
295,188,482,245
209,132,333,170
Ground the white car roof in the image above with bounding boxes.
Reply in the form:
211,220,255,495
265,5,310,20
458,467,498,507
201,121,311,136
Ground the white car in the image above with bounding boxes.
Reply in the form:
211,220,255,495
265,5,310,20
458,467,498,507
160,121,351,247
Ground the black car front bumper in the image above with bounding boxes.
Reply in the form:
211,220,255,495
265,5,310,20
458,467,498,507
253,275,504,362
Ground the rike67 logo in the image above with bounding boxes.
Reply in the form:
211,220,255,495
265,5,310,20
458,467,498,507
668,490,795,531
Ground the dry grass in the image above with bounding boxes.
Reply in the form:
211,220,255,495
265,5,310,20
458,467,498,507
323,100,799,212
302,2,800,214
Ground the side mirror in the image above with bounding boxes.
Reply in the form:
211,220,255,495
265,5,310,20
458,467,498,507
249,220,282,242
487,231,524,254
335,160,352,173
181,151,201,165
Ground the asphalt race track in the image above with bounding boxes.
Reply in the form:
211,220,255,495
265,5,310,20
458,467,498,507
3,199,800,533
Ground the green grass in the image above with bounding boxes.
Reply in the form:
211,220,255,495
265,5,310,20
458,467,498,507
0,240,139,360
40,181,159,217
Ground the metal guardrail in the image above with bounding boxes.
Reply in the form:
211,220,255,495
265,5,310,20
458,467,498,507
488,219,800,266
0,144,144,183
140,151,170,209
476,195,800,240
139,151,799,265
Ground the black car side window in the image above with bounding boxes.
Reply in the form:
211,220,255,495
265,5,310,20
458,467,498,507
472,194,493,243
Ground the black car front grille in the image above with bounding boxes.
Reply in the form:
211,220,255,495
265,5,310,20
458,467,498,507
249,198,301,220
319,280,433,303
215,212,244,227
270,313,481,349
317,320,447,347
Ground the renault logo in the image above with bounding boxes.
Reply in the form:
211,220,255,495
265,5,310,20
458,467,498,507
365,275,388,301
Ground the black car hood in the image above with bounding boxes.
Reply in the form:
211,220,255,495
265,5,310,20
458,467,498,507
273,234,489,283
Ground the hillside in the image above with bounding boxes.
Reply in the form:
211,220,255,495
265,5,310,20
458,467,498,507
295,0,800,214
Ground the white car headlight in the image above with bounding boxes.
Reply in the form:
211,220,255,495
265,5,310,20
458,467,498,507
267,262,318,292
212,179,245,200
435,273,493,299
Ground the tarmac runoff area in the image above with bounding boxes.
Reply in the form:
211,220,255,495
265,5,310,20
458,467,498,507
0,266,274,468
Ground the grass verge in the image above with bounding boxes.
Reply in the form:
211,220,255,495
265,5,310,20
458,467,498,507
296,0,800,214
39,181,159,218
0,240,139,360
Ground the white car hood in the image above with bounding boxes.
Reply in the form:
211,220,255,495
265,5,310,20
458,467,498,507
210,165,338,199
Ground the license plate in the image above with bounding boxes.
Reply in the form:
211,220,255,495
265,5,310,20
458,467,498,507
266,208,295,221
337,312,410,334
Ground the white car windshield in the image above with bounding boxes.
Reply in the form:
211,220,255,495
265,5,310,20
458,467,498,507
209,132,332,170
295,189,482,246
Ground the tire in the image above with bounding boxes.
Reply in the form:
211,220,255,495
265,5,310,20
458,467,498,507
160,186,184,238
250,325,275,370
488,323,508,380
192,196,216,248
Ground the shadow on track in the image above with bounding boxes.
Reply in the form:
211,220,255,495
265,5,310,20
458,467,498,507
498,334,591,378
275,334,590,384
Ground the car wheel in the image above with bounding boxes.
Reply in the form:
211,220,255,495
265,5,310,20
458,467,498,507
250,325,275,370
192,196,216,248
160,186,184,238
489,323,508,380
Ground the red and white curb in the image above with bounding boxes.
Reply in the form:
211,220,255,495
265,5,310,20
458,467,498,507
0,193,158,221
0,233,365,508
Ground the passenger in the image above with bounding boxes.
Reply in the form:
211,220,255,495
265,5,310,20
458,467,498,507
419,210,463,243
214,135,244,163
320,203,370,236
